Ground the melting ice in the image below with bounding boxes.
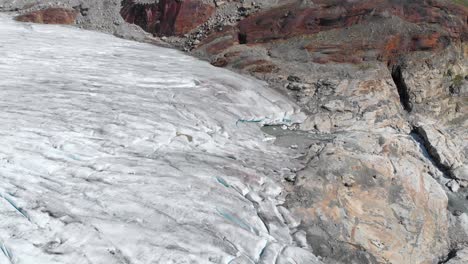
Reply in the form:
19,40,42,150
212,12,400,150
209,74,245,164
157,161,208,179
0,14,320,264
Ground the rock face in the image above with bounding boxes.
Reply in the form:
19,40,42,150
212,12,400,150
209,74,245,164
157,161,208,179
275,54,467,263
14,7,77,24
120,0,214,36
120,1,160,33
195,0,467,71
281,49,467,264
286,131,450,264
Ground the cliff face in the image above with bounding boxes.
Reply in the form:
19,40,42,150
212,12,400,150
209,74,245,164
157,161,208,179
3,0,468,263
120,0,214,36
195,0,466,68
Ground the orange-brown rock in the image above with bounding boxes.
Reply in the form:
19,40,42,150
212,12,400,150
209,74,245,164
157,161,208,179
303,31,452,64
286,132,451,263
120,0,214,36
237,0,467,44
174,0,214,35
15,8,78,25
197,0,467,66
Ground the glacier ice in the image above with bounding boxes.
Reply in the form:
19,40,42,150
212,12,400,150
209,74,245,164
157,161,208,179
0,14,320,264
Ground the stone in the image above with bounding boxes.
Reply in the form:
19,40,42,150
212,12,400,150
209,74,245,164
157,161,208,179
286,82,306,91
447,180,461,193
15,8,77,24
413,124,465,174
453,165,468,182
287,75,301,82
211,57,228,67
321,100,348,113
341,174,355,187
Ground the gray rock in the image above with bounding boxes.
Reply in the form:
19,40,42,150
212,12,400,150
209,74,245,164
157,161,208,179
447,180,461,193
445,248,468,264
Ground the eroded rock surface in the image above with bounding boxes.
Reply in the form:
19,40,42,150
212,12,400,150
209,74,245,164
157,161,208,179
195,0,467,72
286,131,450,263
120,0,215,36
14,7,77,24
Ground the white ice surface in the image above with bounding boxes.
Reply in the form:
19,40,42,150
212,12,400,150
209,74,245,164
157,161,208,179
0,14,320,264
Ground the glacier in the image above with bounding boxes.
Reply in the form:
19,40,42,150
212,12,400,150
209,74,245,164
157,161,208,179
0,14,320,264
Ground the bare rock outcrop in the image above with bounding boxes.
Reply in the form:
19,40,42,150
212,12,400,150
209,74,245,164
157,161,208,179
195,0,467,72
286,130,450,264
120,0,215,36
14,7,77,24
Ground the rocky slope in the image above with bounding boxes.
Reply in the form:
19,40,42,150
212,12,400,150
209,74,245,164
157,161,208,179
1,0,467,263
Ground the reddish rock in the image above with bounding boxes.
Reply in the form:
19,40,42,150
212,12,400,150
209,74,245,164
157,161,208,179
157,0,182,36
197,0,467,67
15,8,78,25
303,32,451,64
120,1,160,33
211,57,228,67
237,0,467,45
175,1,214,35
122,0,467,67
120,0,214,36
198,26,239,55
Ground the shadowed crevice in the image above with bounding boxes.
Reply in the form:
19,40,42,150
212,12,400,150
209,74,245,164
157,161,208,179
391,65,413,112
120,0,182,36
438,248,458,264
238,32,247,44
